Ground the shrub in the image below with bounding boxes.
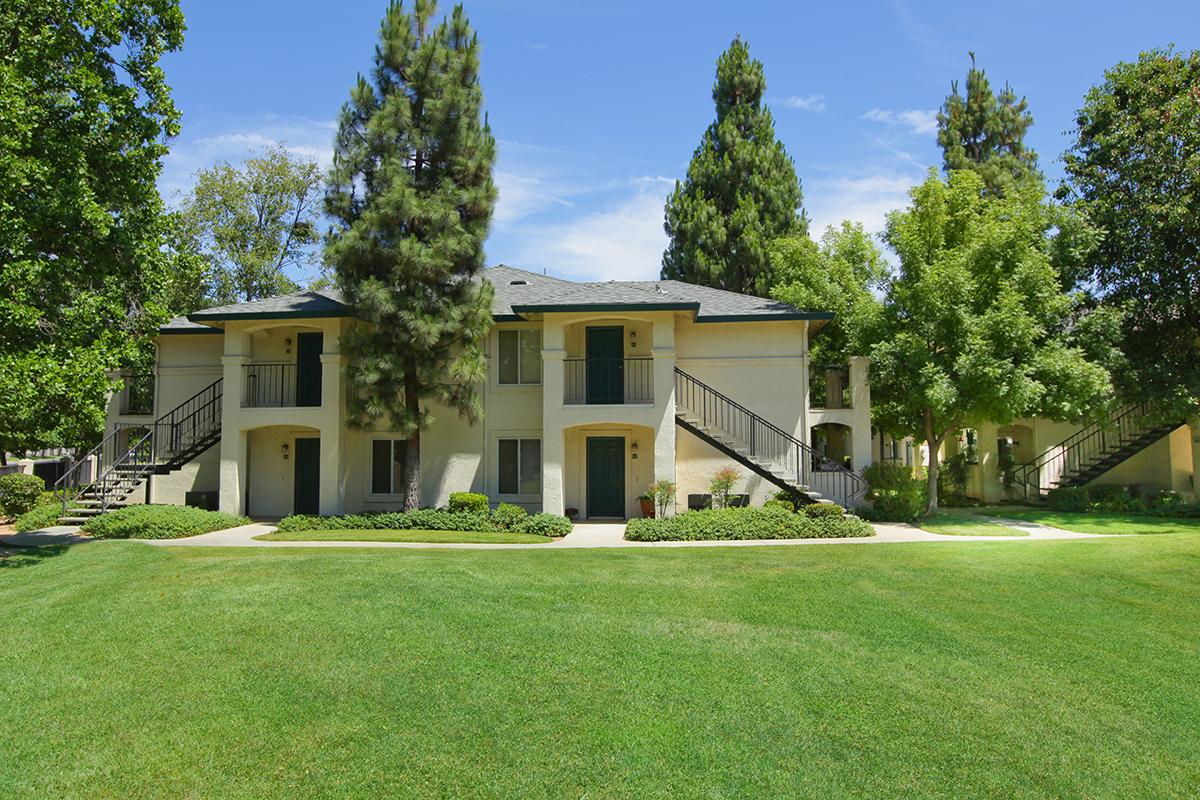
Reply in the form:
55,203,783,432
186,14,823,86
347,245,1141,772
863,463,927,522
762,498,795,513
1088,485,1145,512
802,502,845,519
1045,486,1090,513
624,506,873,542
516,513,572,537
14,500,63,532
82,504,250,540
708,467,741,510
492,503,528,530
0,473,46,518
768,490,796,512
648,479,677,517
1149,490,1184,512
448,492,489,514
275,508,499,533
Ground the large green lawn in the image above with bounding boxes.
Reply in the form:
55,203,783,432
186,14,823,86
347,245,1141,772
978,508,1200,535
919,511,1027,537
3,536,1200,798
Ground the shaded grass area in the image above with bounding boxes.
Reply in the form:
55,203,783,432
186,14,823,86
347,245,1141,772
3,537,1200,798
255,528,552,544
977,509,1200,535
920,511,1027,537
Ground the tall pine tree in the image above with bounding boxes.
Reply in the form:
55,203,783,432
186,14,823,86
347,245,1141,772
325,0,496,510
937,53,1040,196
662,37,804,296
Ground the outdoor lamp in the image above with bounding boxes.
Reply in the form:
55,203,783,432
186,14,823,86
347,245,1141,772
282,443,290,460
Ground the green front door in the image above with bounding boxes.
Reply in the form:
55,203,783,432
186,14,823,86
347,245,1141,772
586,436,625,518
586,326,623,404
293,437,320,515
296,332,323,407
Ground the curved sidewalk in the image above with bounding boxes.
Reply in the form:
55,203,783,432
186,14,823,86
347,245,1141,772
136,519,1106,550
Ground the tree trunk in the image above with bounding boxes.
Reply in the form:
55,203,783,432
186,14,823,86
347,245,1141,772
924,412,942,515
402,363,421,512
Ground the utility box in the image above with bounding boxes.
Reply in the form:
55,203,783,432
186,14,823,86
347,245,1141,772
185,491,218,511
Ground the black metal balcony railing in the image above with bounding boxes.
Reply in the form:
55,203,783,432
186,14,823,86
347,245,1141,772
119,373,155,415
564,357,654,405
809,366,852,410
242,362,322,408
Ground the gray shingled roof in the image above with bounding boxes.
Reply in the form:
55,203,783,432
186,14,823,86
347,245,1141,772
168,265,828,333
160,315,224,334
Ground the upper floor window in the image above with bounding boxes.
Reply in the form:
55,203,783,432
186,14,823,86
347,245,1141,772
498,329,541,385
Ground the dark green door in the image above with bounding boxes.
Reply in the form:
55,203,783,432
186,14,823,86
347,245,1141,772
586,326,623,404
293,437,320,515
586,437,625,518
296,332,323,407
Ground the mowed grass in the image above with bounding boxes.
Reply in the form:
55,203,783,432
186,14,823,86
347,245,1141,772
255,528,552,544
919,511,1027,537
978,508,1200,535
3,536,1200,798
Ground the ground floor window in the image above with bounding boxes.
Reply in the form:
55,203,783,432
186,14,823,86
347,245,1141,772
499,438,541,494
371,439,408,494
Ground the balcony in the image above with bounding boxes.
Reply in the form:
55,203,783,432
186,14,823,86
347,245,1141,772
564,357,653,405
119,373,154,415
809,365,852,410
242,362,322,408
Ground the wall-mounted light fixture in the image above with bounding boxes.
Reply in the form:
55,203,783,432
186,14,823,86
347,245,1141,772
284,336,293,355
629,330,638,349
282,443,290,460
630,440,639,460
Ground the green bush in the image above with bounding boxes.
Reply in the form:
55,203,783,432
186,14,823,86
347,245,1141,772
276,508,500,533
762,498,795,513
1045,486,1090,512
492,502,528,530
801,502,845,519
82,505,250,540
0,473,46,518
14,500,63,532
863,463,927,522
448,492,489,514
516,513,573,537
1088,485,1146,512
624,506,873,542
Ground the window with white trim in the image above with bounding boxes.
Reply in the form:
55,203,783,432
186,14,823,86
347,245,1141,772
498,329,542,385
498,438,541,494
371,439,409,494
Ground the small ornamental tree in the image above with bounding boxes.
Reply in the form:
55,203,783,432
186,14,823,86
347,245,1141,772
937,53,1040,197
1061,47,1200,415
867,170,1111,513
325,0,496,510
662,36,805,296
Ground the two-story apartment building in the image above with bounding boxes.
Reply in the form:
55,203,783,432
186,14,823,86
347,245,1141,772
92,266,871,521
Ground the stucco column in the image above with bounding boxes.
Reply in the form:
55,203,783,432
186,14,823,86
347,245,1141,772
318,351,344,515
799,321,811,446
849,356,873,472
651,316,677,514
218,343,247,515
1190,416,1200,501
541,318,566,515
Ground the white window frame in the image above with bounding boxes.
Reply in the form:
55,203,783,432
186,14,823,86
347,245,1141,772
369,438,408,496
497,328,542,386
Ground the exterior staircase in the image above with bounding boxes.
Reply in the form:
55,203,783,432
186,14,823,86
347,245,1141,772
1014,401,1184,500
54,379,223,523
673,368,867,507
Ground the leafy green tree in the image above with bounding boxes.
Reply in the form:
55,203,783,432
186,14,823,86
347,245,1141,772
1061,47,1200,414
177,144,322,307
0,0,184,462
868,171,1111,513
770,221,885,366
663,36,805,295
326,0,496,510
937,53,1040,196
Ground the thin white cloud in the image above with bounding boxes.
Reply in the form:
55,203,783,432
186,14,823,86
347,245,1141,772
862,108,939,135
510,176,673,281
778,94,827,113
804,173,922,239
493,170,574,223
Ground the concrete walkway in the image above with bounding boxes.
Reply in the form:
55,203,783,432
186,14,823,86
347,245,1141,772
2,518,1108,552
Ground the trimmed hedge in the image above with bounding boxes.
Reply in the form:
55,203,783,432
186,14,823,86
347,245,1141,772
625,506,873,542
82,505,250,540
275,507,574,537
0,473,46,518
801,502,846,519
862,463,926,522
1046,485,1200,517
492,502,528,530
448,492,489,514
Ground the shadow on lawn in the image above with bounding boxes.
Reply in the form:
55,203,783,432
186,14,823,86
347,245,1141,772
0,544,71,570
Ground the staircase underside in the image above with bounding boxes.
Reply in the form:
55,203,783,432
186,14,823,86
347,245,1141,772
1054,422,1184,489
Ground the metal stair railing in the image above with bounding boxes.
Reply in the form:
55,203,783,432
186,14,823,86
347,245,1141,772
1014,402,1177,500
53,378,223,515
674,367,867,506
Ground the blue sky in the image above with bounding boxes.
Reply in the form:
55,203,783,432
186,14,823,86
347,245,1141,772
159,0,1196,284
